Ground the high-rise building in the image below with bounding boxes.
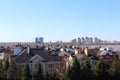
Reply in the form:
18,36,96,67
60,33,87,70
81,37,85,43
35,37,39,43
35,37,44,44
39,37,44,44
85,37,93,44
94,37,100,43
78,38,81,44
71,39,77,43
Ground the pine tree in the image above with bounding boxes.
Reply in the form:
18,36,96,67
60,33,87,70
3,58,9,71
65,58,81,80
50,72,59,80
2,58,9,80
45,72,59,80
95,60,108,80
65,64,72,80
0,61,3,79
81,57,91,80
35,61,44,80
22,63,31,80
71,58,81,80
109,59,120,80
7,60,21,80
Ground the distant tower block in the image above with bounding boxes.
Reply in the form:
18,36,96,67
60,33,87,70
35,37,44,44
35,37,39,43
39,37,44,44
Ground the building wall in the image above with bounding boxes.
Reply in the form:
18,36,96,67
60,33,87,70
45,62,60,74
17,61,60,75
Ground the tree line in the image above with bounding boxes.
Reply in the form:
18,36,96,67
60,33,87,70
63,57,120,80
0,57,120,80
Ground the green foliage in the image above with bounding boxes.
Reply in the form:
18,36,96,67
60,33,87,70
3,59,9,71
45,72,59,80
109,59,120,80
7,60,21,80
0,61,4,79
95,60,108,80
65,58,81,80
81,57,91,80
71,58,81,80
35,61,44,80
65,64,72,80
2,58,9,80
22,63,31,80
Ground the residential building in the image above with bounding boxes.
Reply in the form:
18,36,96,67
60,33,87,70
35,37,44,44
94,37,101,43
71,39,77,43
39,37,44,44
35,37,39,43
97,47,119,64
13,47,22,55
85,37,93,44
10,47,60,75
78,38,81,44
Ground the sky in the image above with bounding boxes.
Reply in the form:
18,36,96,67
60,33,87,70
0,0,120,42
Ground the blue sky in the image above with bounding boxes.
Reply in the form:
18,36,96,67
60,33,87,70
0,0,120,42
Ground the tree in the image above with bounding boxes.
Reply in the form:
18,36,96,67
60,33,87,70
109,59,120,80
35,61,44,80
22,63,31,80
95,60,108,80
45,72,59,80
81,57,91,80
0,61,3,80
65,58,81,80
7,60,21,80
65,64,72,80
2,58,9,80
3,58,9,71
71,58,81,80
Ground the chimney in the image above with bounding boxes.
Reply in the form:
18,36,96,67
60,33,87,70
27,46,30,54
84,47,88,56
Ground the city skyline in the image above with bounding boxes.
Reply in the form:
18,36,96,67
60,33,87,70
0,0,120,42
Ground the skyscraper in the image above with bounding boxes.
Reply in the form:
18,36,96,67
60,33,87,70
35,37,39,43
39,37,44,44
35,37,44,44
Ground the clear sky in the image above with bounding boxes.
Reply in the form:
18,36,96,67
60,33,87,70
0,0,120,42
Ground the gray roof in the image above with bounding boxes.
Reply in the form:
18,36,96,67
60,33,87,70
97,50,117,56
59,51,70,56
14,48,60,63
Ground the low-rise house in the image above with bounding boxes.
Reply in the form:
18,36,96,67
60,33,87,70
65,51,98,71
10,47,60,75
97,47,119,64
58,51,70,74
0,47,13,62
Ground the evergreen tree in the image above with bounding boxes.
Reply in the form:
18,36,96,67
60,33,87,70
109,59,120,80
7,60,21,80
0,61,3,80
22,63,31,80
65,64,72,80
45,72,59,80
95,60,108,80
3,58,9,71
65,58,81,80
81,57,91,80
35,61,44,80
2,58,9,80
71,58,81,80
